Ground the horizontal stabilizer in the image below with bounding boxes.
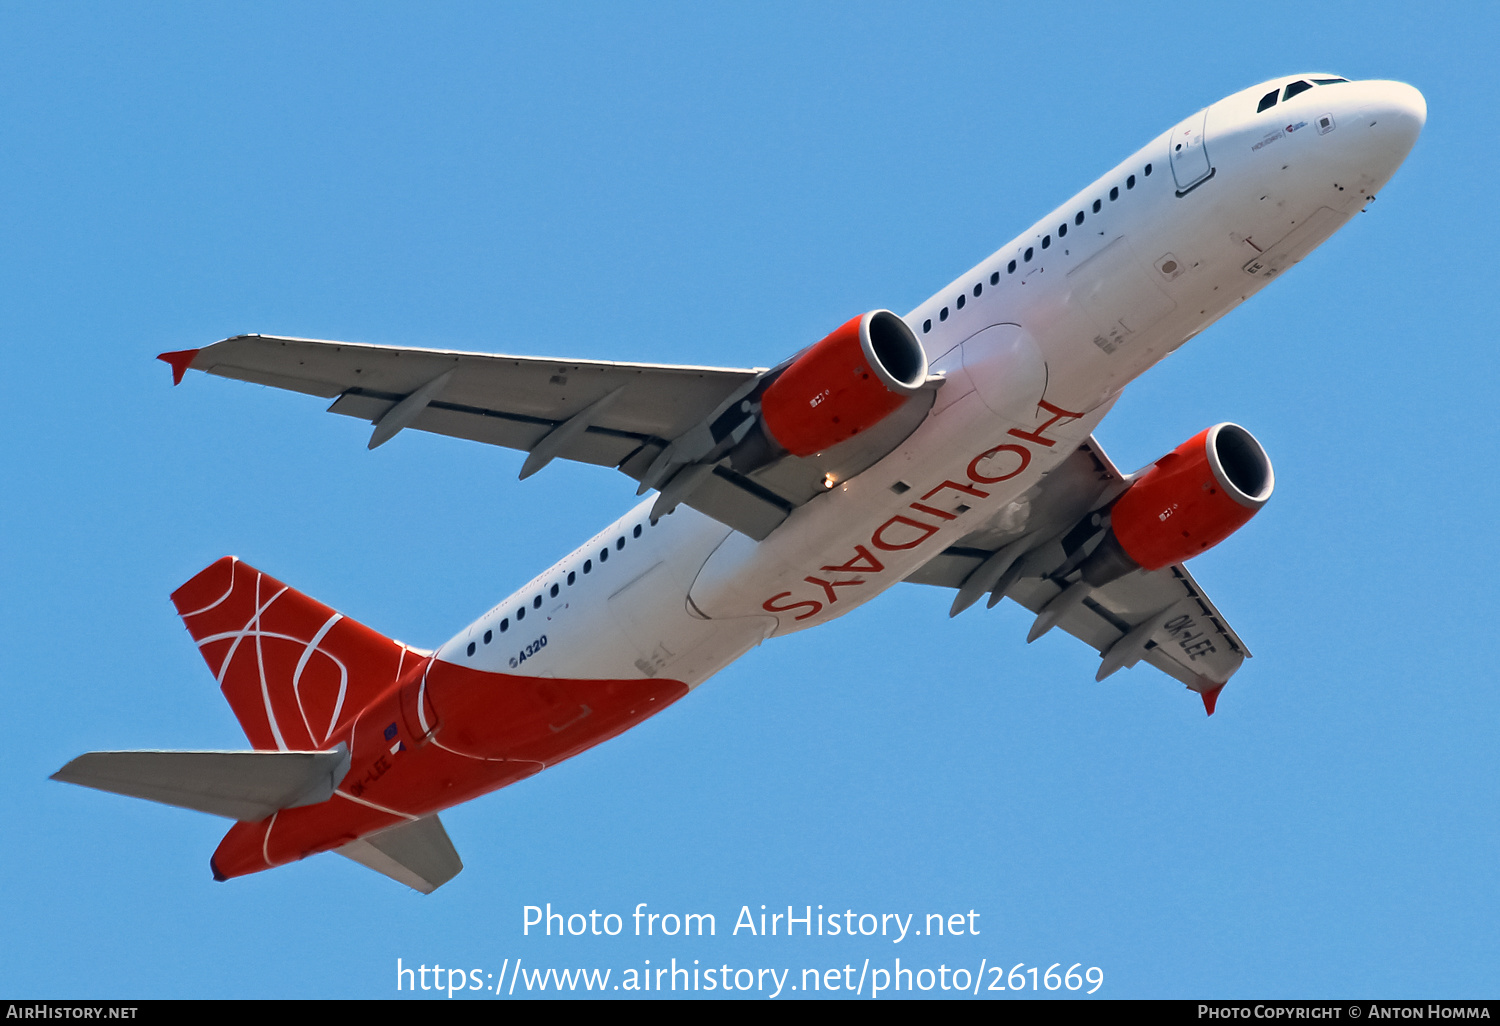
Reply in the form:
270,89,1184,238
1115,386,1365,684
51,746,350,821
336,815,463,894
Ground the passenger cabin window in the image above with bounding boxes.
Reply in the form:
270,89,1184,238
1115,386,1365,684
1283,80,1313,101
1257,89,1279,113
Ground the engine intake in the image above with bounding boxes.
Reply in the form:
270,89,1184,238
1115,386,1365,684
760,310,928,458
1082,423,1274,583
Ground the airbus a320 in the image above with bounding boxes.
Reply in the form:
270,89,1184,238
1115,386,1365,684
55,75,1425,892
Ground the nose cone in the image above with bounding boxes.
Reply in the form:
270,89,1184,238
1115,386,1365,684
1358,80,1426,162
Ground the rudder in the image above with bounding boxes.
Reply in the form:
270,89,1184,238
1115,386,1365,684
171,557,427,750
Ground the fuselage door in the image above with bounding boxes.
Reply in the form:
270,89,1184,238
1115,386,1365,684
1169,109,1213,195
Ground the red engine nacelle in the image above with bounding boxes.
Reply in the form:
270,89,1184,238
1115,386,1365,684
760,310,928,458
1101,423,1274,574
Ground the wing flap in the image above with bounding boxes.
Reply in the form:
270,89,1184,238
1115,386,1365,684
1008,567,1247,688
328,392,647,469
682,467,795,541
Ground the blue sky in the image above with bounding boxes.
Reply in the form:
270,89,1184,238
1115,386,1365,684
3,1,1495,999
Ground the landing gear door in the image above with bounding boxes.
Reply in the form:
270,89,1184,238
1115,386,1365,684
1169,109,1213,195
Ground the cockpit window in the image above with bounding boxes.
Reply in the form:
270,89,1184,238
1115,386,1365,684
1313,77,1348,85
1283,80,1313,101
1257,89,1279,113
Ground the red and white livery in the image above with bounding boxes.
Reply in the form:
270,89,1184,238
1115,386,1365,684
58,75,1424,892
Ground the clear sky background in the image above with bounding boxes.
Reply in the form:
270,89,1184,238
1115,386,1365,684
2,1,1494,1000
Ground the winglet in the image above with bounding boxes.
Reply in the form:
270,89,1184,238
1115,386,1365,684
157,349,201,385
1200,684,1224,717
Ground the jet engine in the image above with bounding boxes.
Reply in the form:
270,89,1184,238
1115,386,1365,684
759,310,928,457
1080,423,1274,585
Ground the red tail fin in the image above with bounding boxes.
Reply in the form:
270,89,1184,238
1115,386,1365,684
171,557,426,750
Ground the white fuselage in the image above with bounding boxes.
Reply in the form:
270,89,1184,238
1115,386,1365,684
435,76,1424,691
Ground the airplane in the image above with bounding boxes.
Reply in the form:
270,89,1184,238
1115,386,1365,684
54,74,1425,893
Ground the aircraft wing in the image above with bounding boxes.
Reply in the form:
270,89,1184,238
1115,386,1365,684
164,334,763,472
162,334,938,540
904,435,1251,712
